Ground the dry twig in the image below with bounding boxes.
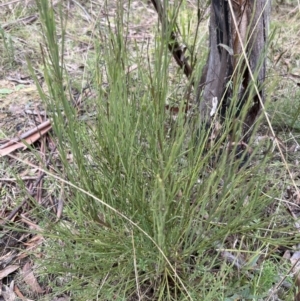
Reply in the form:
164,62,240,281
150,0,193,81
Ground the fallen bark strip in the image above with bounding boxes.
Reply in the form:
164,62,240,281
0,120,52,157
0,120,51,149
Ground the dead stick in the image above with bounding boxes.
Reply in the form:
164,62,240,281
150,0,193,81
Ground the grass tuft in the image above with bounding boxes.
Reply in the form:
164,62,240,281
1,0,300,300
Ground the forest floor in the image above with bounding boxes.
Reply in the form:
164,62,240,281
1,1,300,300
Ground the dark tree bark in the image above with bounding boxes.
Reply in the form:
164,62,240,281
197,0,271,141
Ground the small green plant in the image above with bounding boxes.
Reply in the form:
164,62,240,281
0,26,15,65
255,261,277,296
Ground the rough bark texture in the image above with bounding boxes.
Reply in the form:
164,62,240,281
197,0,271,140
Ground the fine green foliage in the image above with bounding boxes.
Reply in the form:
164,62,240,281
21,0,300,300
0,26,15,65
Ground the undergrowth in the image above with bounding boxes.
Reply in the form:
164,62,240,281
2,0,300,300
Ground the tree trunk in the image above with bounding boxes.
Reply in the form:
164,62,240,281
197,0,271,141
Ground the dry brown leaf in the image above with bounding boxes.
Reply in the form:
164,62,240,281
56,198,64,220
282,250,291,261
0,251,17,269
20,215,42,231
0,265,19,280
12,283,35,301
22,234,44,255
13,284,24,299
25,234,44,245
22,262,44,294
